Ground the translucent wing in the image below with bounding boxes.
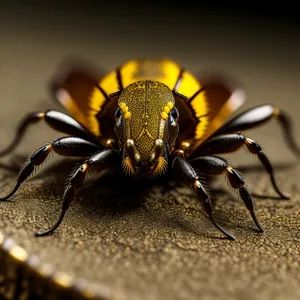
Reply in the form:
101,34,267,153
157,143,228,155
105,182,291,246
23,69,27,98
185,71,246,156
49,57,109,137
49,58,245,153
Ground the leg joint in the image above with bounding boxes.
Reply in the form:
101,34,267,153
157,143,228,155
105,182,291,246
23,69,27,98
30,144,52,165
245,137,262,154
226,166,244,189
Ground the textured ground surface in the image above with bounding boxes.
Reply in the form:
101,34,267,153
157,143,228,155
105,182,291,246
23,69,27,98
0,161,300,300
0,4,300,300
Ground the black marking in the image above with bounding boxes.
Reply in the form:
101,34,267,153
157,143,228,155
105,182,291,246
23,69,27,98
173,68,184,92
110,91,122,98
187,87,205,103
116,68,124,90
173,91,188,101
95,84,110,101
198,113,208,119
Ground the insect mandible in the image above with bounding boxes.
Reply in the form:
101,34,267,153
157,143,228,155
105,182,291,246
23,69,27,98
1,58,299,240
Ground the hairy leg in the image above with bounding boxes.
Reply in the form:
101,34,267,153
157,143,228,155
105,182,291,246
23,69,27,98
172,155,236,240
212,104,300,159
36,148,118,236
0,110,99,157
0,136,101,200
189,155,264,233
191,133,288,199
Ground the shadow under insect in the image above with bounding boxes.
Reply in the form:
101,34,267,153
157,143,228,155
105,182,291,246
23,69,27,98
1,155,292,240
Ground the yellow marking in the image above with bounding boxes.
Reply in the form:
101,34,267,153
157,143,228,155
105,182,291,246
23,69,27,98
9,245,28,262
226,166,233,173
44,144,53,156
124,112,131,119
145,129,155,139
161,111,168,120
106,138,115,149
177,71,209,140
119,102,126,109
120,59,181,88
164,106,170,113
121,60,143,86
45,144,52,151
159,119,166,139
153,157,168,176
87,88,105,135
122,106,129,113
58,58,210,140
122,157,135,176
198,89,246,146
106,139,114,146
167,102,174,110
181,141,190,151
137,128,155,141
138,81,146,88
194,180,201,189
158,59,182,87
82,163,88,172
137,129,145,140
119,102,131,118
273,107,280,117
245,138,254,145
67,69,118,137
38,112,45,118
174,149,185,157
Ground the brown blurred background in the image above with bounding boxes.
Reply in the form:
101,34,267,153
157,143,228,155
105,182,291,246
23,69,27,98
0,2,299,162
0,2,299,300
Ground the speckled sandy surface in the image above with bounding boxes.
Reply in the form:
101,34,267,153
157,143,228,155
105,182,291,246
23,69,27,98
0,159,300,300
0,4,300,300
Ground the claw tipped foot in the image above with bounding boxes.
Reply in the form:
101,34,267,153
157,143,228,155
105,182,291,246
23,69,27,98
209,214,236,241
250,209,264,233
0,183,20,201
35,210,66,237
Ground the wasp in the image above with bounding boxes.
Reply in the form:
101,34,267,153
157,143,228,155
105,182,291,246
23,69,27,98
0,58,299,240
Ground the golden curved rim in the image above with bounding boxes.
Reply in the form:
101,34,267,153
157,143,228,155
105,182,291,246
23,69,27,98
0,231,110,299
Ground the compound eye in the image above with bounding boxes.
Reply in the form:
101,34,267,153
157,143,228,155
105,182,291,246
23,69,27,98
115,107,121,121
171,107,179,122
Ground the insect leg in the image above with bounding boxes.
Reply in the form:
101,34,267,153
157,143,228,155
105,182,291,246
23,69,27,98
192,133,288,199
0,137,101,201
213,104,300,159
189,155,264,233
172,155,236,240
0,110,99,157
35,149,118,236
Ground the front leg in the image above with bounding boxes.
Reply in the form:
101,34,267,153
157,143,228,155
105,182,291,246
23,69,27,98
172,155,236,240
189,155,264,234
36,148,119,236
0,137,100,201
191,133,288,199
0,110,99,157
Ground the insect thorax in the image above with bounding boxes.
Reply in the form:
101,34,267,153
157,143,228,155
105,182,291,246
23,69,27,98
117,80,175,161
